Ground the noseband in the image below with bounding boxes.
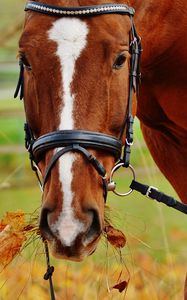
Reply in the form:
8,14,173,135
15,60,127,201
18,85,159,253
14,1,142,201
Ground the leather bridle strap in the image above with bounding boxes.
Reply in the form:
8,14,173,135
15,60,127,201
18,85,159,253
24,126,120,201
31,130,122,163
43,145,106,184
120,19,142,167
42,144,108,200
130,180,187,215
14,60,24,100
25,1,135,17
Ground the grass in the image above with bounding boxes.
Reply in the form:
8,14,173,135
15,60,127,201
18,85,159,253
0,69,18,84
0,186,40,216
0,117,25,145
0,99,23,112
0,0,24,62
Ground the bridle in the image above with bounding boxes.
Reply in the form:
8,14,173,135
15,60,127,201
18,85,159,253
14,1,142,201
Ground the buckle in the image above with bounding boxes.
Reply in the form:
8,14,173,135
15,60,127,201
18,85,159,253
146,186,158,198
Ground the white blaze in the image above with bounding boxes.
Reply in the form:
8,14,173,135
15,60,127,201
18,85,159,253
48,18,89,246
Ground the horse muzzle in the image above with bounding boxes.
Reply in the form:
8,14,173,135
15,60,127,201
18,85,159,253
39,205,102,261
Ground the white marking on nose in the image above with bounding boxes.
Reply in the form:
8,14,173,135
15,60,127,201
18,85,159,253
48,18,89,246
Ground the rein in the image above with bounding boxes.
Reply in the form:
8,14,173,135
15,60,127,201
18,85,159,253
14,1,187,299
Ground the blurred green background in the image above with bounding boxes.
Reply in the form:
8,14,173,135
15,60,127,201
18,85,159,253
0,1,186,299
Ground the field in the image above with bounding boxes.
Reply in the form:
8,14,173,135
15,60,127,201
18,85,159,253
0,2,187,299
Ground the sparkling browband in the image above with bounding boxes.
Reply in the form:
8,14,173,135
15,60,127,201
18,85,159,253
25,1,135,17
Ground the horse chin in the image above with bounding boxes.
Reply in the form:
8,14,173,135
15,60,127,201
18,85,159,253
48,235,101,262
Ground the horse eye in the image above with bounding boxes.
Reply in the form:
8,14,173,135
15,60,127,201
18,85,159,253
113,54,126,70
19,53,32,71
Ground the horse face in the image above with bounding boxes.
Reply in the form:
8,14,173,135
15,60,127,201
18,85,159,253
19,3,131,261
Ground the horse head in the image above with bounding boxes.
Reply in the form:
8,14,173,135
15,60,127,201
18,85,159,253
16,0,140,261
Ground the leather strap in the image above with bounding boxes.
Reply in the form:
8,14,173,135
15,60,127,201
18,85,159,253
120,18,142,167
43,241,56,300
25,1,135,17
130,180,187,214
14,60,24,100
31,130,122,163
43,144,106,186
43,144,108,201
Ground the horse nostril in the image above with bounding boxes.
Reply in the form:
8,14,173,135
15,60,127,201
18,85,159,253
84,209,101,245
40,208,53,239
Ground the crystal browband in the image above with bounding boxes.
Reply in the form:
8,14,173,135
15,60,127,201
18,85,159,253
25,1,135,17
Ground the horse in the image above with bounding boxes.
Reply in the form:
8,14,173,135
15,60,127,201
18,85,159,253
129,0,187,203
16,0,187,263
15,0,141,261
129,2,187,297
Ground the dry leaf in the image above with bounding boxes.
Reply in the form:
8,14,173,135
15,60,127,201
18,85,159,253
105,225,126,248
0,225,26,267
112,280,128,293
0,212,36,268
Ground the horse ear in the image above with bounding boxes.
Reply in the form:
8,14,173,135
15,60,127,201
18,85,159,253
132,92,137,117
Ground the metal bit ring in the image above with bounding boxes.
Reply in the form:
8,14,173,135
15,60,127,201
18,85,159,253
108,163,136,197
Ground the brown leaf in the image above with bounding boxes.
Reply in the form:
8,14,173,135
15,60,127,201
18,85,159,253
0,212,37,268
112,281,128,293
105,225,126,248
0,225,26,267
0,211,25,232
